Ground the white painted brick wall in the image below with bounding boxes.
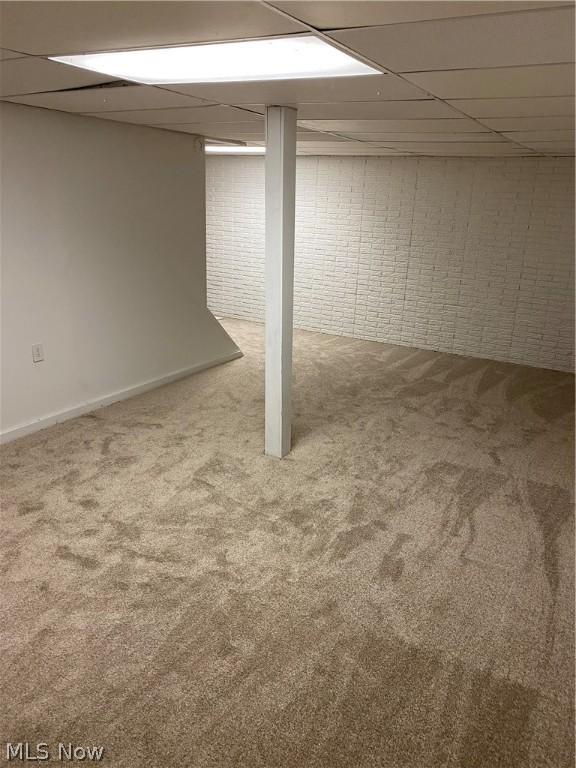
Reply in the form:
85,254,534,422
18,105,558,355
206,156,574,371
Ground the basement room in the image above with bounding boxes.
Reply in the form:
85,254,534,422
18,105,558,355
0,2,574,766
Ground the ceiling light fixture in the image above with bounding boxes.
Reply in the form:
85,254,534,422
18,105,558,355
50,36,378,85
205,145,265,155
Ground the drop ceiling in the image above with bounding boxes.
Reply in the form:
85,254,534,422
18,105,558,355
0,0,574,156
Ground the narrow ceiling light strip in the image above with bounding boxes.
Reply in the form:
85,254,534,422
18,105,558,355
51,36,379,85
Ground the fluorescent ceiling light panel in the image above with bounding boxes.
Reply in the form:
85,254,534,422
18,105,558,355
51,36,378,84
205,145,265,154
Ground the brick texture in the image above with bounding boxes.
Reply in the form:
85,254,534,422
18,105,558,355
206,156,574,371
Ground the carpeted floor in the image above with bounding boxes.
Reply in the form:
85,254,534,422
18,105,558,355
1,318,574,768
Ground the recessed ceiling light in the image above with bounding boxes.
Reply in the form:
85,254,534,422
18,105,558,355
205,145,265,155
51,36,378,85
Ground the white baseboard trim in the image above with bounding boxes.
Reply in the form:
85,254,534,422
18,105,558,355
0,349,243,445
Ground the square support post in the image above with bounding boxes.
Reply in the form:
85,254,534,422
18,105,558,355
264,106,297,458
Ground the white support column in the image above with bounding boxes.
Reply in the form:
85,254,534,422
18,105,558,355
265,106,297,458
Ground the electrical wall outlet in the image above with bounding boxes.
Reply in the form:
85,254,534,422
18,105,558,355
32,343,44,363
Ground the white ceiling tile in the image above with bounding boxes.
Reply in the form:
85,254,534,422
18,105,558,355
272,100,457,120
293,131,348,142
239,104,266,114
298,146,408,155
330,8,574,73
204,133,266,141
158,123,265,139
300,118,486,132
296,128,332,144
163,74,427,104
368,142,534,154
0,56,113,97
351,132,505,142
85,105,260,125
447,96,575,117
0,48,24,60
481,116,574,131
3,84,213,112
518,141,574,153
502,130,575,141
404,64,575,99
0,2,303,55
271,2,565,30
160,125,337,143
296,141,363,148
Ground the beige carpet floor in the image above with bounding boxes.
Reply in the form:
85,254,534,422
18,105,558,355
1,318,574,768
